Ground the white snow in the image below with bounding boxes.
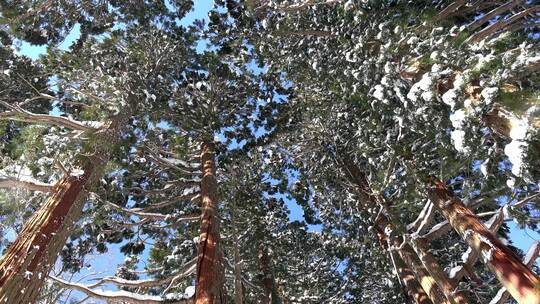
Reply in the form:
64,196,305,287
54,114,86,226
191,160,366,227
449,109,466,128
480,159,489,177
373,85,385,101
504,140,528,176
453,74,467,90
481,87,498,104
70,168,85,177
442,89,458,109
461,248,472,263
451,130,468,153
509,118,528,141
448,266,462,279
506,178,515,188
24,271,32,279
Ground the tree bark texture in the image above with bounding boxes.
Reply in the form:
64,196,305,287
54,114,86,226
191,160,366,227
339,156,467,304
195,142,223,304
427,178,540,304
374,227,432,304
0,116,125,304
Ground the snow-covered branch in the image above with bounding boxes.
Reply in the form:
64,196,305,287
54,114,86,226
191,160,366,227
0,177,54,192
141,146,201,175
407,201,434,235
138,193,201,212
148,215,200,229
467,5,540,42
256,0,344,13
0,102,102,131
49,276,193,304
91,258,196,289
100,198,169,220
467,0,524,32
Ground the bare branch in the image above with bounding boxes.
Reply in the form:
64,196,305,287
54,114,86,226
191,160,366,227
0,177,54,192
140,146,201,175
93,258,196,288
49,276,194,304
138,193,201,212
435,0,469,21
0,102,102,131
467,5,540,42
467,0,524,32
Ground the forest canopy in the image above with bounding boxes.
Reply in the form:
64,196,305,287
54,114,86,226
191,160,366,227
0,0,539,303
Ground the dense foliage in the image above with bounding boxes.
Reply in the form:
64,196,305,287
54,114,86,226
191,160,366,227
0,1,539,303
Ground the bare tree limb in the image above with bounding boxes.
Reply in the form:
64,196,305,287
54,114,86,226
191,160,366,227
467,0,524,32
0,102,102,131
435,0,470,21
49,276,194,304
90,258,196,289
467,5,540,42
0,177,54,192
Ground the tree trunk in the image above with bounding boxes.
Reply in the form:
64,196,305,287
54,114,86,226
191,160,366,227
427,178,540,304
233,240,243,304
195,142,223,304
338,155,466,304
0,116,124,304
231,209,243,304
258,242,278,304
375,218,450,304
374,227,432,304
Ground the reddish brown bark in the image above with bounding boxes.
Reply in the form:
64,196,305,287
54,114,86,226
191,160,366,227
375,218,451,304
0,165,92,303
375,227,433,304
195,142,223,304
340,157,457,304
0,117,123,303
427,178,540,304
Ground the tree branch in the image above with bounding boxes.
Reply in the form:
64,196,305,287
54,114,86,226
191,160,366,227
49,276,194,304
0,102,102,131
467,5,540,42
0,177,54,192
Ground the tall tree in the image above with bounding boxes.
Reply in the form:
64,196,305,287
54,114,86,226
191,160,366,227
0,5,195,300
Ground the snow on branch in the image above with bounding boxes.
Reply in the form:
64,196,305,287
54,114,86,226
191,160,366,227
129,183,200,197
0,177,54,192
467,0,524,32
90,258,196,289
148,215,200,229
467,5,540,42
138,192,201,212
49,276,194,304
256,0,344,13
91,192,200,228
0,102,102,131
99,196,170,220
407,201,434,234
140,146,201,175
